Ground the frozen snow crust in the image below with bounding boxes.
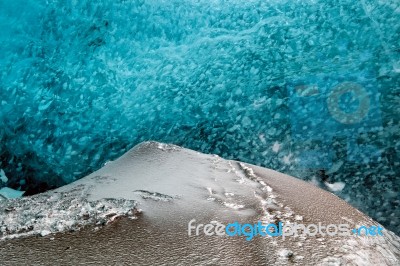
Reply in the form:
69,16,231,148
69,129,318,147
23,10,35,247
0,0,399,234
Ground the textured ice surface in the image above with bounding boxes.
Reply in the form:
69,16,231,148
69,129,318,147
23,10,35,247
0,0,399,234
0,183,137,240
0,142,399,265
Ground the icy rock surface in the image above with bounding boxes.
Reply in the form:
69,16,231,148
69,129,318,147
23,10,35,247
0,142,399,265
0,184,137,240
0,0,399,234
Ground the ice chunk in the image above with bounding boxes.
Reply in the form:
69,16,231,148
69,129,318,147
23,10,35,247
0,187,24,199
0,170,8,183
325,182,346,192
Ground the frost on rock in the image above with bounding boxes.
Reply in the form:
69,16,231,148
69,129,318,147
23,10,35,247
0,0,399,234
0,185,137,240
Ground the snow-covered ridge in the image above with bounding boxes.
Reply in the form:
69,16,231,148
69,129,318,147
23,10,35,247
0,142,399,265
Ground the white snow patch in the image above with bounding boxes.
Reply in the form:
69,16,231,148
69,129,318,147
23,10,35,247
295,215,303,221
223,202,245,210
325,182,346,192
278,248,293,258
40,230,51,237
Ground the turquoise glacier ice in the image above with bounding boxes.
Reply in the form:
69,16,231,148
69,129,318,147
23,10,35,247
0,0,399,233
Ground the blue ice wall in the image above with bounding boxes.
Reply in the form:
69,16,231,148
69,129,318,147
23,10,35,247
0,1,399,233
